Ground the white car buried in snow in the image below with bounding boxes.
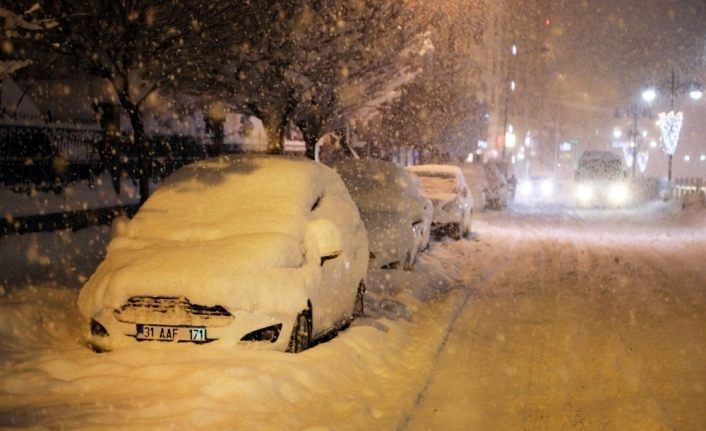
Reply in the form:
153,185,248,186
332,158,433,270
407,164,473,239
79,155,369,353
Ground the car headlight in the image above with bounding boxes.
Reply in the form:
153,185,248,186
540,179,554,196
609,183,629,204
240,323,283,343
576,184,593,202
90,318,109,337
519,181,532,196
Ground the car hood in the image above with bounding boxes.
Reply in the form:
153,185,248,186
78,233,306,318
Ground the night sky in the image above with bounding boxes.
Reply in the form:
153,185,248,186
549,0,706,177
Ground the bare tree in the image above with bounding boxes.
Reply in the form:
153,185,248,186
370,0,491,161
23,0,242,204
209,0,428,159
0,5,55,80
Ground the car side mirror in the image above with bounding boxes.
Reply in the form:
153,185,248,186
111,215,130,239
306,219,343,263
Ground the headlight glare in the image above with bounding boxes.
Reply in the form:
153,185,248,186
519,181,532,196
540,179,554,196
609,183,629,204
577,184,593,202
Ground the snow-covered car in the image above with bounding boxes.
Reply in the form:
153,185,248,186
407,164,473,239
332,158,433,270
480,161,509,210
79,155,369,353
410,174,434,251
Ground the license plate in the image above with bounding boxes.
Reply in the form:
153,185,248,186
136,324,207,342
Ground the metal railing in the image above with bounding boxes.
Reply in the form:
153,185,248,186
673,177,705,198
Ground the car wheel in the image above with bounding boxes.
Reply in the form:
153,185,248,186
450,223,462,240
462,214,472,239
287,309,311,353
353,280,366,318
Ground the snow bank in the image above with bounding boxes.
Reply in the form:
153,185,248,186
0,222,481,430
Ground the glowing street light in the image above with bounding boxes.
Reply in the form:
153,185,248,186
642,88,657,103
641,70,703,181
505,125,517,149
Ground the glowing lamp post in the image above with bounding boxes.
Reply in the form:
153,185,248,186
642,70,703,181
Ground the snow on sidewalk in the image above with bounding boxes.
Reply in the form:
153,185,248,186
0,225,493,430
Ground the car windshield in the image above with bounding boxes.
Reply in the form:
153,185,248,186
416,175,457,195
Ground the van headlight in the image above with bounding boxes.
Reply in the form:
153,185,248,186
540,179,554,197
518,181,532,196
609,183,629,204
576,184,593,202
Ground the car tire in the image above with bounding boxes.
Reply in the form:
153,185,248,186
450,223,462,240
353,280,366,318
462,213,472,239
287,309,312,353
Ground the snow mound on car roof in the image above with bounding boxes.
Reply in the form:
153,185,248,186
126,155,327,241
332,158,421,214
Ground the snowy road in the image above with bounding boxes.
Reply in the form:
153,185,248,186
1,202,705,430
406,204,706,431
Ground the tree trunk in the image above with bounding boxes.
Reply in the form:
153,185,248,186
264,116,284,154
304,132,318,160
206,117,225,156
299,118,322,160
129,110,151,206
117,93,151,206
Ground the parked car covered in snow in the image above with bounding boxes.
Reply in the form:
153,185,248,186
332,158,433,270
79,155,369,353
407,164,473,239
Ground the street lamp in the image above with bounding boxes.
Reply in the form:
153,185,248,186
616,102,651,178
641,88,657,103
641,69,703,181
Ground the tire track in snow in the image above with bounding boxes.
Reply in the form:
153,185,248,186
396,230,524,431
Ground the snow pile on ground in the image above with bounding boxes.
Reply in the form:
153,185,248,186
680,191,705,210
0,221,485,429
